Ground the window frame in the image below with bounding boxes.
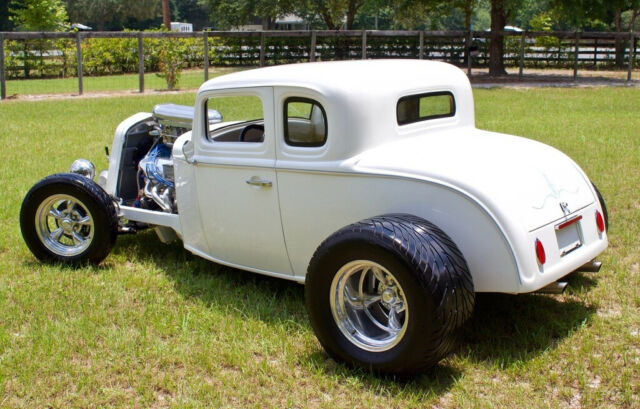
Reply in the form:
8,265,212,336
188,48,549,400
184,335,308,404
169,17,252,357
396,91,456,126
283,97,328,147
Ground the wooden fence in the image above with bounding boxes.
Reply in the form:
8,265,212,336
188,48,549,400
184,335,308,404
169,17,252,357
0,30,638,99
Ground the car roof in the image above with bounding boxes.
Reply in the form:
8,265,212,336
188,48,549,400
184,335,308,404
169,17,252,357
198,59,470,97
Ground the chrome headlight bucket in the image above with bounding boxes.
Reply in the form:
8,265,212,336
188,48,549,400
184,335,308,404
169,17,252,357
70,159,96,180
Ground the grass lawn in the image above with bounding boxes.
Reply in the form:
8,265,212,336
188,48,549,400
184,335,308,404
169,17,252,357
4,68,245,96
0,88,639,408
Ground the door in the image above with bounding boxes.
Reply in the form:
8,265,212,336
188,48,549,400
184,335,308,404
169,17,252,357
192,87,292,275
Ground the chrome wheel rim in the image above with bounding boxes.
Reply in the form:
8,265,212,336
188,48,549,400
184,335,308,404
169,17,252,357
35,194,94,257
330,260,409,352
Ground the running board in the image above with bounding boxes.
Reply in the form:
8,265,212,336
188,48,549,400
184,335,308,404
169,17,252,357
535,281,568,294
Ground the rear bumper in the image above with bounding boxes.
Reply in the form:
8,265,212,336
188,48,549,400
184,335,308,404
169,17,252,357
518,202,608,293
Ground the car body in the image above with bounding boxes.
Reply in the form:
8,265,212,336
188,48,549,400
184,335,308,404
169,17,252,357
20,59,608,373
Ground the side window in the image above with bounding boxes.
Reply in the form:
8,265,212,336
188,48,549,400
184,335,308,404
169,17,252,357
205,95,265,143
396,92,455,125
284,97,327,147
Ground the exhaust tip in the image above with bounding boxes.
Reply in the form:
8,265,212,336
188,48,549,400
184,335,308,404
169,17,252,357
536,281,568,294
576,259,602,273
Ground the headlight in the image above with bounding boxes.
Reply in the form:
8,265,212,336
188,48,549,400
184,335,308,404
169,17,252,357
70,159,96,180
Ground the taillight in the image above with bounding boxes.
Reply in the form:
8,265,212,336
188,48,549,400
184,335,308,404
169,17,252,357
535,239,546,265
595,210,605,233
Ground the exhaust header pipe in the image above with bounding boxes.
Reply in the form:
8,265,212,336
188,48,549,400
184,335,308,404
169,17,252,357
536,281,568,294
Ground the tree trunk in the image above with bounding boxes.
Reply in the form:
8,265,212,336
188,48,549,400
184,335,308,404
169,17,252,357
464,0,472,65
465,0,472,32
489,0,506,76
319,8,339,30
614,8,623,68
162,0,171,30
97,13,105,31
263,16,275,30
346,0,363,30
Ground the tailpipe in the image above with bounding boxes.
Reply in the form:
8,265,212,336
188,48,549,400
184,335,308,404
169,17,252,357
536,281,568,294
575,259,602,273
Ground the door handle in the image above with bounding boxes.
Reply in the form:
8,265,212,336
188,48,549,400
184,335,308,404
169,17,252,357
246,176,272,187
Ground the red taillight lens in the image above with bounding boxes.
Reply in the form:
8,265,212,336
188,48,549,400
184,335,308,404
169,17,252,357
595,210,605,233
535,239,546,265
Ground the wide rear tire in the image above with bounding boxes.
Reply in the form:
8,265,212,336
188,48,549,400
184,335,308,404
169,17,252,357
305,214,474,375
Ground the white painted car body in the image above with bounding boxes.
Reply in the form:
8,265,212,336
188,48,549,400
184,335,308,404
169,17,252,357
104,59,607,293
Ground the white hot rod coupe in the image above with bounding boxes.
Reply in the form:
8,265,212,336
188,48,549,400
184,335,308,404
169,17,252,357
20,60,608,374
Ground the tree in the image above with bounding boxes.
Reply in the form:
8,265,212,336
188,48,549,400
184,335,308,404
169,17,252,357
551,0,640,67
10,0,69,31
174,0,209,30
162,0,170,29
201,0,298,30
488,0,506,75
454,0,478,32
1,0,13,31
66,0,160,30
487,0,521,76
292,0,367,30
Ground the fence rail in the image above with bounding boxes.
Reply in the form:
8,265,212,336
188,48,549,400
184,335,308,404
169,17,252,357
0,30,637,99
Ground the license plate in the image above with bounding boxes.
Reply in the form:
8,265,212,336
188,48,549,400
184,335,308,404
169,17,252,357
556,222,582,256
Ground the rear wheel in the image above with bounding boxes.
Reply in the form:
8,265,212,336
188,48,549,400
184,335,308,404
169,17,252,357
306,214,475,375
20,173,118,265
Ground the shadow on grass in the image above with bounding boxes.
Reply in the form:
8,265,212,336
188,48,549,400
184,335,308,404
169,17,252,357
109,231,596,394
461,292,596,366
111,231,308,325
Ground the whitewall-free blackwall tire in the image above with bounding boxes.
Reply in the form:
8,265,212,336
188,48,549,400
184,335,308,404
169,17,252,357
305,214,475,375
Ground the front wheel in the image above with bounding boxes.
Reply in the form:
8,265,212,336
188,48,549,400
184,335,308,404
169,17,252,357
20,173,118,265
305,214,475,375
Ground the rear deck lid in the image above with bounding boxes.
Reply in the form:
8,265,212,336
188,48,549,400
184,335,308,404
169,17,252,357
354,128,595,231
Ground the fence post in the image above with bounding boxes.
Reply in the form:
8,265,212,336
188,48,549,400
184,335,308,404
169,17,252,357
260,32,265,67
138,32,144,93
0,33,6,100
573,31,580,81
593,38,598,66
419,31,424,59
75,32,83,95
203,31,209,82
466,30,472,76
362,30,367,59
310,31,316,62
628,31,635,82
519,31,525,79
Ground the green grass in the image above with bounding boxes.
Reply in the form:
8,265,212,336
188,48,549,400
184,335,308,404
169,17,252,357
0,88,639,408
4,68,245,96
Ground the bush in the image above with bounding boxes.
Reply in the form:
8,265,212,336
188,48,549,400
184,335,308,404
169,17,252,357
155,35,185,90
5,38,76,79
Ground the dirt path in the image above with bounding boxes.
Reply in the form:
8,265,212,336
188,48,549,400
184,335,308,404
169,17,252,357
2,67,639,102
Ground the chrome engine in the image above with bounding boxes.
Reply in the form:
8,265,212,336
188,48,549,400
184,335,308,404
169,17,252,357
136,104,200,214
121,104,221,215
138,142,176,213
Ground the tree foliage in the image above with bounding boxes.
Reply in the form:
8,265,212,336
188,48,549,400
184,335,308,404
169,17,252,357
65,0,161,30
9,0,69,31
201,0,295,29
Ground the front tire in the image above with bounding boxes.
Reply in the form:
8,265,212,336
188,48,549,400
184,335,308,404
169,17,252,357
20,173,118,265
305,214,475,375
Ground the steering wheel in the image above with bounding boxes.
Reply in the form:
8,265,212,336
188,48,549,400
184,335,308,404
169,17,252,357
239,124,265,142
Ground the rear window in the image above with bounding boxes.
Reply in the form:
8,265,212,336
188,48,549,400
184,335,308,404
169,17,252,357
396,92,455,125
